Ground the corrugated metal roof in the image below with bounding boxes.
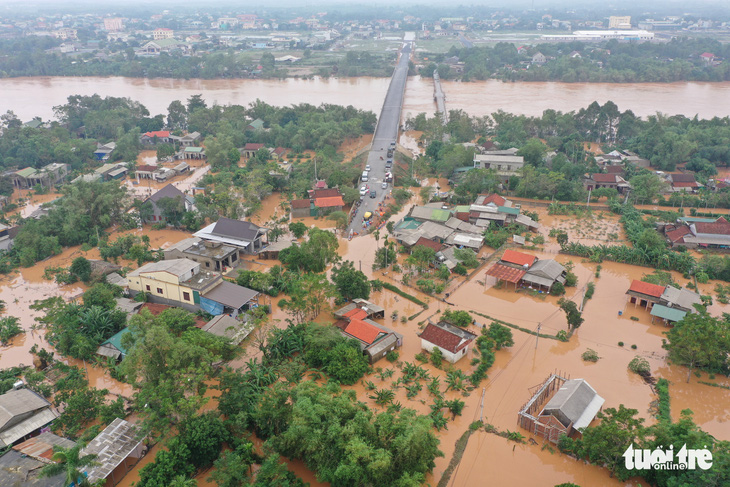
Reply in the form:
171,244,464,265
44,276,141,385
202,281,258,309
128,259,198,278
543,379,602,428
15,167,37,178
13,432,76,462
651,304,687,322
486,263,526,283
81,418,143,484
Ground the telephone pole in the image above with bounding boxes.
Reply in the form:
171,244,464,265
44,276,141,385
535,323,541,349
479,387,486,422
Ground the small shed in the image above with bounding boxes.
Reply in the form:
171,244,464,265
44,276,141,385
96,328,132,362
200,281,260,317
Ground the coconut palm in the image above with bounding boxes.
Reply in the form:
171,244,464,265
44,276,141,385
39,444,97,487
168,475,198,487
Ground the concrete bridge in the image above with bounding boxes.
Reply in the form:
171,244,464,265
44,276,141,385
347,40,413,237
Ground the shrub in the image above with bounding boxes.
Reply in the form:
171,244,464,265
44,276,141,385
415,352,429,363
550,281,565,296
442,309,473,327
618,341,624,347
581,349,599,362
630,316,640,321
631,344,637,350
556,330,568,342
386,350,399,363
584,282,595,300
430,348,444,368
453,263,467,275
628,356,651,376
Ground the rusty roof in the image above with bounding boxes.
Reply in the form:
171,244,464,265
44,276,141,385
486,263,526,283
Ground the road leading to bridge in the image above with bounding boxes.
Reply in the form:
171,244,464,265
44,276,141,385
347,40,412,237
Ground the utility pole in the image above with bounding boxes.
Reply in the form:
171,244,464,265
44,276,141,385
535,323,541,349
479,387,486,422
586,187,592,209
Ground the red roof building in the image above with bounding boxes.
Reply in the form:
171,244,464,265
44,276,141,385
627,280,665,299
343,308,368,321
291,199,310,209
344,319,385,344
501,249,537,268
314,196,345,208
480,193,506,206
665,225,692,244
420,322,476,363
414,237,443,253
310,188,341,199
143,130,170,139
243,143,265,151
486,263,527,284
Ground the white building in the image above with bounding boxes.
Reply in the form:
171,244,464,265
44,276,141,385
419,321,476,364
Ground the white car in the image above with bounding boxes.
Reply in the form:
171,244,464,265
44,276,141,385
365,164,371,171
360,185,368,196
381,181,388,189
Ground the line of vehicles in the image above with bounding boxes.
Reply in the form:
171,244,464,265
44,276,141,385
359,141,396,199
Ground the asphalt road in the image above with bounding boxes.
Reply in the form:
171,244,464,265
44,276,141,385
458,33,473,49
347,41,412,237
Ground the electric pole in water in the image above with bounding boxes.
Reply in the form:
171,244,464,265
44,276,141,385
535,323,541,349
479,387,486,422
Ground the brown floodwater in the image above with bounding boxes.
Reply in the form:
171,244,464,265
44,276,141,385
403,77,730,119
3,76,730,122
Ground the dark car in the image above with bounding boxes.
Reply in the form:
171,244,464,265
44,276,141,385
369,190,377,198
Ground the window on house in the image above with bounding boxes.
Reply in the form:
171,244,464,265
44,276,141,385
146,285,151,291
183,292,190,301
205,262,210,267
157,288,163,294
231,254,237,261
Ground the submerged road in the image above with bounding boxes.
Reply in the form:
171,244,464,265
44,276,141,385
347,40,412,237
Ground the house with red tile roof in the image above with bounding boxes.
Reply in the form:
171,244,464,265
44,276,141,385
140,130,171,144
662,216,730,248
242,143,265,158
665,173,700,193
332,299,400,363
420,321,477,364
584,172,631,194
626,279,665,309
270,147,289,161
500,249,537,269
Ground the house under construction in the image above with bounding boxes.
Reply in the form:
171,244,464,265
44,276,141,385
517,373,605,444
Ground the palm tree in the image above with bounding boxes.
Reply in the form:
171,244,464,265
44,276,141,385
39,444,97,487
168,475,198,487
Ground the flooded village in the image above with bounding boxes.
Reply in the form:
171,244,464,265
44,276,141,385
1,5,730,487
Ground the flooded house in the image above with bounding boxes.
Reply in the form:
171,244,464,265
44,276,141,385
164,236,239,272
140,130,171,144
9,163,69,190
0,388,59,448
81,418,146,487
662,216,730,249
626,279,702,325
127,258,261,318
518,374,604,444
583,172,631,194
194,217,269,254
333,300,401,363
94,142,116,161
141,183,195,224
419,321,477,364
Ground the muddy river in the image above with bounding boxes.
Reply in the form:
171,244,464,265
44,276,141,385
2,76,730,122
